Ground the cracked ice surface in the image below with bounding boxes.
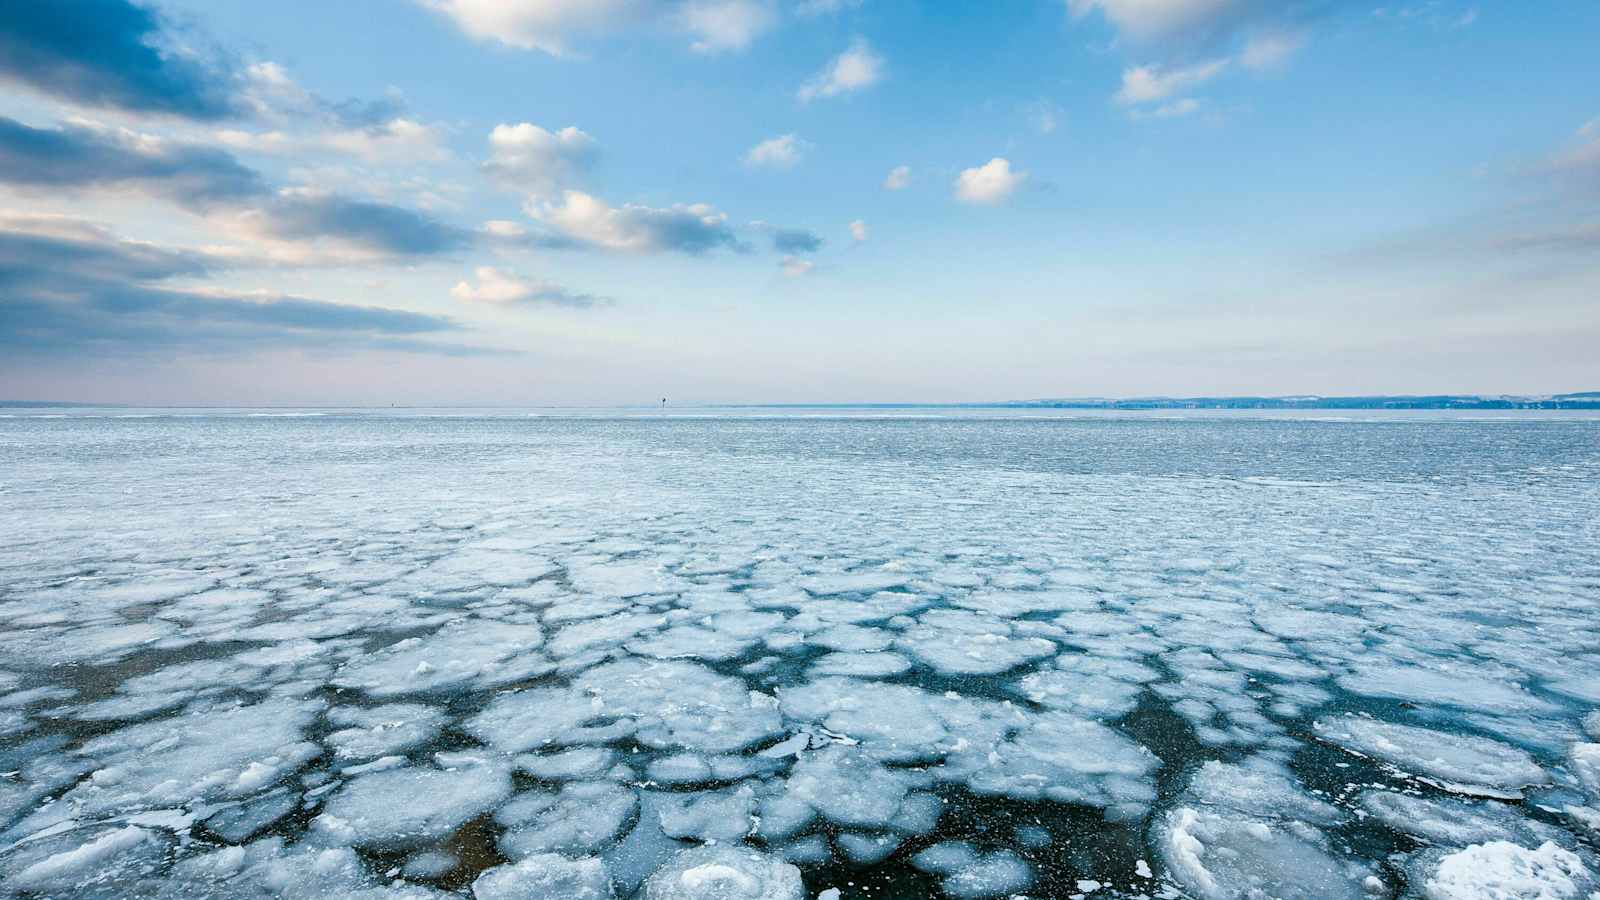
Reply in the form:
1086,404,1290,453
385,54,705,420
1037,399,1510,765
1,409,1599,898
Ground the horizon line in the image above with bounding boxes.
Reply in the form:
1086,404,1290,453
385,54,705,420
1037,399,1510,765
4,390,1600,411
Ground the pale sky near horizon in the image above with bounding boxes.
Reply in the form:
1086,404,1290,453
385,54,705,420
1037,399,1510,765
1,0,1598,404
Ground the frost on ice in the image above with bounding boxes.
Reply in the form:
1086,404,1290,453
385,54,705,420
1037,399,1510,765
2,411,1599,897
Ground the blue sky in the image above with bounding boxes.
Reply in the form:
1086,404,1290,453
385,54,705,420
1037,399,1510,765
2,0,1597,404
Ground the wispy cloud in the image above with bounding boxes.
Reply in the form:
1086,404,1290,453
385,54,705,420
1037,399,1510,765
1067,0,1245,45
218,63,451,164
420,0,651,56
1131,97,1202,120
798,38,883,102
681,0,777,53
420,0,778,56
1545,119,1600,180
450,265,607,308
1239,30,1306,70
1069,1,1354,108
527,190,745,255
1068,0,1347,52
744,133,810,169
779,255,815,277
1115,59,1228,105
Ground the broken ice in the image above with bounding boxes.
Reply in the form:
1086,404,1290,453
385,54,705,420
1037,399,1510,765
1,408,1598,897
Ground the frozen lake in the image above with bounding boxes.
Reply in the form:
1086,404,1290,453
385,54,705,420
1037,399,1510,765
1,409,1598,898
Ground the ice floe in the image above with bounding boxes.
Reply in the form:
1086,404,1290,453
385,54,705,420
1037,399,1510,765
315,762,512,849
472,854,613,899
642,845,803,900
1315,714,1549,798
496,781,637,857
911,842,1034,899
325,704,447,760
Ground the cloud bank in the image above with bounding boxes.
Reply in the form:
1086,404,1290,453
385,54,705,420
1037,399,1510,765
0,0,243,119
0,117,471,261
0,214,473,356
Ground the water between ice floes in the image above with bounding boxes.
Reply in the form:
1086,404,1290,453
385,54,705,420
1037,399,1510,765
0,409,1597,898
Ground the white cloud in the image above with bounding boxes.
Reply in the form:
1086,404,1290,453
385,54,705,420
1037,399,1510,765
883,165,911,190
214,128,294,153
246,60,296,89
241,61,315,115
1372,4,1482,30
483,122,598,196
779,255,815,277
216,119,448,164
1069,0,1327,103
798,38,884,102
954,158,1026,205
420,0,775,55
421,0,640,54
451,265,603,307
528,190,741,254
681,0,777,53
849,219,868,242
1239,30,1306,70
327,119,449,163
744,133,809,169
207,188,448,265
1066,0,1240,43
1114,58,1227,105
481,219,529,238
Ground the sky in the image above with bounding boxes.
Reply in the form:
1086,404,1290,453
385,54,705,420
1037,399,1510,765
1,0,1598,405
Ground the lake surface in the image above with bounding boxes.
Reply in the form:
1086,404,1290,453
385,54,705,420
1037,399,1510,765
1,409,1598,898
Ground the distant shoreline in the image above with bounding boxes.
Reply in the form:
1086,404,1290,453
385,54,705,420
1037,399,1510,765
5,393,1599,410
749,393,1600,411
0,401,115,408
